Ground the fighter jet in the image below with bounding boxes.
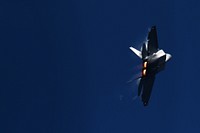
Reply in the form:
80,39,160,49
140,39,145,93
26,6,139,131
129,26,171,106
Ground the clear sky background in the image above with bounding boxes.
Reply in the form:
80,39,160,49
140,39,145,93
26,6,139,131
1,0,200,133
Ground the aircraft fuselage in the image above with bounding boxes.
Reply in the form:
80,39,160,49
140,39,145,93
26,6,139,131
142,49,167,77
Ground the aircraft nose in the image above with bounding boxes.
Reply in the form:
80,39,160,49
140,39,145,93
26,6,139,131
165,53,172,62
143,102,148,106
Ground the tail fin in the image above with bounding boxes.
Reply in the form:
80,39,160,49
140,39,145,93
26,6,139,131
129,47,142,59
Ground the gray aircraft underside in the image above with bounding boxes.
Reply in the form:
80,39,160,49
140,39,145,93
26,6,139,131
129,26,171,106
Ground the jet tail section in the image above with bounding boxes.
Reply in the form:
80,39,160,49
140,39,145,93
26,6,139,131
165,53,172,62
129,47,142,59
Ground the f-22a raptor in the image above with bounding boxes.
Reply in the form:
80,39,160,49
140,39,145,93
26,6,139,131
129,26,172,106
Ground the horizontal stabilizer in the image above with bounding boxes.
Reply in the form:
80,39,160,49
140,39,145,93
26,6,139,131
165,53,172,62
129,47,142,59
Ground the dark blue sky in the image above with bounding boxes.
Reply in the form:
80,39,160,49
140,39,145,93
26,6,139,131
1,0,200,132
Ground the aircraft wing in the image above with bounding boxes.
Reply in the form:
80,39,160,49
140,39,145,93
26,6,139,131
139,75,155,106
147,26,159,54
